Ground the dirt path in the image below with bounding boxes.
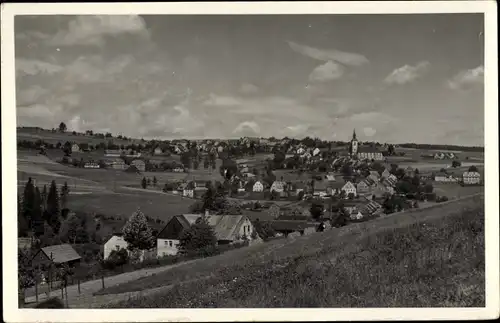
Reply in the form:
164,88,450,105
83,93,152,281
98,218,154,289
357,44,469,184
24,259,198,307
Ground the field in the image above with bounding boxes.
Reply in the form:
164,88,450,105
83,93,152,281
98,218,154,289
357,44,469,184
17,128,142,146
95,194,484,308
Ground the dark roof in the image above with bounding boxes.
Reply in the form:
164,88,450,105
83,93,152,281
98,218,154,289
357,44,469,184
125,165,140,173
358,146,382,153
40,244,81,264
156,215,191,240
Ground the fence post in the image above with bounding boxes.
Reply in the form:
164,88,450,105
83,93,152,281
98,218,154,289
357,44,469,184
35,282,38,303
78,280,81,294
101,275,105,289
61,286,64,299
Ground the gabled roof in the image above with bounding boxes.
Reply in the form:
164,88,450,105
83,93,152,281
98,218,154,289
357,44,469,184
39,244,81,264
208,215,248,241
463,171,480,177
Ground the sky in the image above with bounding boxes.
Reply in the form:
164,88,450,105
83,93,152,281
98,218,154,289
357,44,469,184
15,14,484,145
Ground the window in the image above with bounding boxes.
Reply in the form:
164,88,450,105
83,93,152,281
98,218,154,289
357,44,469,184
169,241,173,247
115,245,120,250
164,240,169,246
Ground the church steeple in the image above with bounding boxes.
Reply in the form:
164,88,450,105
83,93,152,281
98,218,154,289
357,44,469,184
352,129,357,140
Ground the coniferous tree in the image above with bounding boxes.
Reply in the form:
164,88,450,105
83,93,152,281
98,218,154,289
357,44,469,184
60,182,70,210
45,180,61,233
141,177,147,189
18,195,30,237
32,186,45,236
22,178,35,229
41,185,48,212
178,216,217,252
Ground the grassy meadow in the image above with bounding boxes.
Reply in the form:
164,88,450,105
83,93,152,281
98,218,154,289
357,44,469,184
97,194,484,307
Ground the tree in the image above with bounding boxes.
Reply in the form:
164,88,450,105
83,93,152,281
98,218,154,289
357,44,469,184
32,186,44,236
58,212,90,244
58,122,67,132
309,201,324,220
468,165,478,172
452,160,461,168
153,176,157,187
141,177,147,189
178,216,217,252
45,180,61,233
22,178,35,231
423,183,434,193
122,209,155,251
60,182,70,211
18,195,30,237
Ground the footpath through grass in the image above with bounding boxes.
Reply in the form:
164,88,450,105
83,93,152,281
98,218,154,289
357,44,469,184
100,194,484,308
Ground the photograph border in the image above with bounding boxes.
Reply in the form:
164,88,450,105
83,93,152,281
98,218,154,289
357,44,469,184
2,1,498,322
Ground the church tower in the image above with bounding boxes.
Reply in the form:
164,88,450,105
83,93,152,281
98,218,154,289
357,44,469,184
350,129,358,157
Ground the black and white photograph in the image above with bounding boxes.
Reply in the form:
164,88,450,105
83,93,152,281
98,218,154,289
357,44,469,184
2,1,498,322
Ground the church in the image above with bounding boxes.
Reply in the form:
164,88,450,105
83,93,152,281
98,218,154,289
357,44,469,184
349,129,384,161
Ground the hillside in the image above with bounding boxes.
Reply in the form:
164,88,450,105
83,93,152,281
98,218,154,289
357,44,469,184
98,194,484,308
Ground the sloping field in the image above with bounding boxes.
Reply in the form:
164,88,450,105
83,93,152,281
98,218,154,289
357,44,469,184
17,129,141,146
98,194,484,308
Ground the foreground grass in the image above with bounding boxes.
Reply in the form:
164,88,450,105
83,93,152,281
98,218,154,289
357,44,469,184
100,194,484,307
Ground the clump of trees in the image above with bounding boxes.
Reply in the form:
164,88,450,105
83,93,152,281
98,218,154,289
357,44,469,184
178,216,217,253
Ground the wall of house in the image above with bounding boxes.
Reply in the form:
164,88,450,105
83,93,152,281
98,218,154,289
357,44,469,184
236,218,255,240
103,235,129,260
157,238,180,257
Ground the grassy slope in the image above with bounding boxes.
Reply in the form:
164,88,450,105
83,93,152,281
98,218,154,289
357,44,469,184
99,194,484,307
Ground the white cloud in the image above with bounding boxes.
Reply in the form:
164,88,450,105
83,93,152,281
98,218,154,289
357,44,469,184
363,127,377,137
16,58,63,76
49,15,150,47
308,60,344,82
447,65,484,90
233,121,261,135
287,40,369,66
203,93,241,106
239,83,259,95
384,61,430,85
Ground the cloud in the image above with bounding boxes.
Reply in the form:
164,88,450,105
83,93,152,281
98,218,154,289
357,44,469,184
287,40,369,66
384,61,430,85
239,83,259,95
49,15,150,47
447,65,484,90
308,60,344,82
363,127,377,137
203,93,241,106
16,58,63,76
233,121,261,136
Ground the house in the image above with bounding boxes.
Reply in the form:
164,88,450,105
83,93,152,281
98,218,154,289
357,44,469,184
342,181,357,197
31,244,82,269
105,149,123,157
325,174,336,182
270,180,286,193
18,237,34,250
153,147,163,155
295,182,307,195
71,143,80,153
462,171,481,185
156,214,201,257
103,234,129,260
368,171,381,182
329,181,345,196
106,158,127,170
356,180,371,195
183,181,196,198
84,161,100,169
381,169,391,179
208,214,257,244
253,180,264,192
313,180,330,197
270,220,317,237
357,201,383,219
382,174,398,187
405,166,415,177
173,167,185,173
434,152,445,160
357,147,384,161
434,172,457,183
131,159,146,172
312,147,321,156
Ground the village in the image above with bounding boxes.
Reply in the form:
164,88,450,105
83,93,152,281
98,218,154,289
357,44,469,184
16,123,484,307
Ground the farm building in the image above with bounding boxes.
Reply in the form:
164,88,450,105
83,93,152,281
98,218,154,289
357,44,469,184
84,161,100,169
131,159,146,172
106,158,127,170
105,149,123,157
182,181,196,198
357,200,383,218
103,234,129,260
71,143,80,153
31,244,82,269
382,174,398,187
356,180,371,194
434,172,459,183
434,152,445,160
270,220,317,238
462,171,481,185
156,215,200,257
381,169,391,179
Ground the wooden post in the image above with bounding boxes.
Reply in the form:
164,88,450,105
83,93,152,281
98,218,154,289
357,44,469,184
101,275,105,289
61,286,64,299
78,280,81,294
35,282,38,303
65,284,69,308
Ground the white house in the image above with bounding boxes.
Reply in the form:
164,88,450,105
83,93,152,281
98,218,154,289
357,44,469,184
84,162,100,169
462,171,481,185
71,143,80,153
270,181,286,193
312,147,321,156
183,181,196,198
434,172,458,183
131,159,146,172
342,181,357,197
103,234,129,260
154,147,163,155
252,180,264,192
296,147,305,155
